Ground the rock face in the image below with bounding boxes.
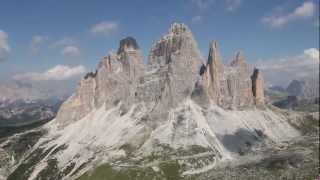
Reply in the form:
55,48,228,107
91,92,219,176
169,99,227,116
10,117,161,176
136,23,203,123
251,68,265,106
56,23,265,127
203,41,224,104
196,44,264,109
56,37,145,127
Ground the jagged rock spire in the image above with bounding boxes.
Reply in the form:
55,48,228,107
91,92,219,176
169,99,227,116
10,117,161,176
231,51,246,67
56,37,145,127
117,36,144,77
251,68,265,106
148,22,198,64
207,41,224,74
168,22,190,35
56,23,266,128
204,41,224,103
117,37,140,54
143,22,202,114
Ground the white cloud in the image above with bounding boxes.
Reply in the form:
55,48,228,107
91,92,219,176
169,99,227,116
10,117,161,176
50,37,75,48
304,48,319,60
257,48,319,86
90,21,118,36
191,15,203,23
262,1,317,27
61,46,80,57
31,35,48,53
0,30,10,61
225,0,241,11
293,1,316,17
14,65,87,81
190,0,215,10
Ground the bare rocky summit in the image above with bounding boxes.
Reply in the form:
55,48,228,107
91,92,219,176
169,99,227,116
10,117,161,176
251,68,265,106
56,23,265,127
56,36,145,127
197,44,263,109
5,23,303,180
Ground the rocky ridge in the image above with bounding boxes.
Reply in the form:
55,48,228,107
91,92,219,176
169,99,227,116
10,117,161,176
286,77,319,100
55,36,145,127
4,23,301,180
56,23,265,127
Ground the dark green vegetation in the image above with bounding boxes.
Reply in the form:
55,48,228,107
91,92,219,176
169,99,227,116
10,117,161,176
7,147,50,180
76,133,319,180
273,96,319,112
6,143,71,180
0,119,50,140
35,158,62,180
0,98,62,138
296,114,319,135
77,161,186,180
192,135,319,180
2,130,46,159
75,145,214,180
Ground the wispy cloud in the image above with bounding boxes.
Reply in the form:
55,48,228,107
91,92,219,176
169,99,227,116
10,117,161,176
14,65,87,81
0,30,10,61
189,0,242,11
90,21,118,36
30,35,48,53
50,37,75,48
188,0,242,22
49,37,80,57
61,46,81,57
191,15,203,23
262,1,317,28
225,0,241,12
257,48,319,86
190,0,215,10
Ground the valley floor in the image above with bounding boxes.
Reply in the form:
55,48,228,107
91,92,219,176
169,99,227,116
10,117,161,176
1,106,319,180
76,135,319,180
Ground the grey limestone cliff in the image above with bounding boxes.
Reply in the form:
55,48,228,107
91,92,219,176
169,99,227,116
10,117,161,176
56,37,145,127
56,23,265,127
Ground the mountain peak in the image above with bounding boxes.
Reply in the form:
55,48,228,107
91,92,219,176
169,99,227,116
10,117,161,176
231,51,246,66
168,22,190,35
148,22,201,68
251,68,265,106
207,41,222,65
117,36,139,54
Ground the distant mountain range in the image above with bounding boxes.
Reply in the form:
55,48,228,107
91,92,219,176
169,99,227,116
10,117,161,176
0,78,79,104
267,77,319,111
286,77,319,100
0,80,67,136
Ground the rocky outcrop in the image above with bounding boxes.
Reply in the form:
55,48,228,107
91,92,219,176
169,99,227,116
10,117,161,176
197,47,264,109
225,52,255,108
135,23,203,123
56,37,145,127
56,23,265,127
251,68,265,106
203,41,224,104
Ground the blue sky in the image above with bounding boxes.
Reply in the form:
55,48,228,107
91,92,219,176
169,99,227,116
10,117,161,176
0,0,319,85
